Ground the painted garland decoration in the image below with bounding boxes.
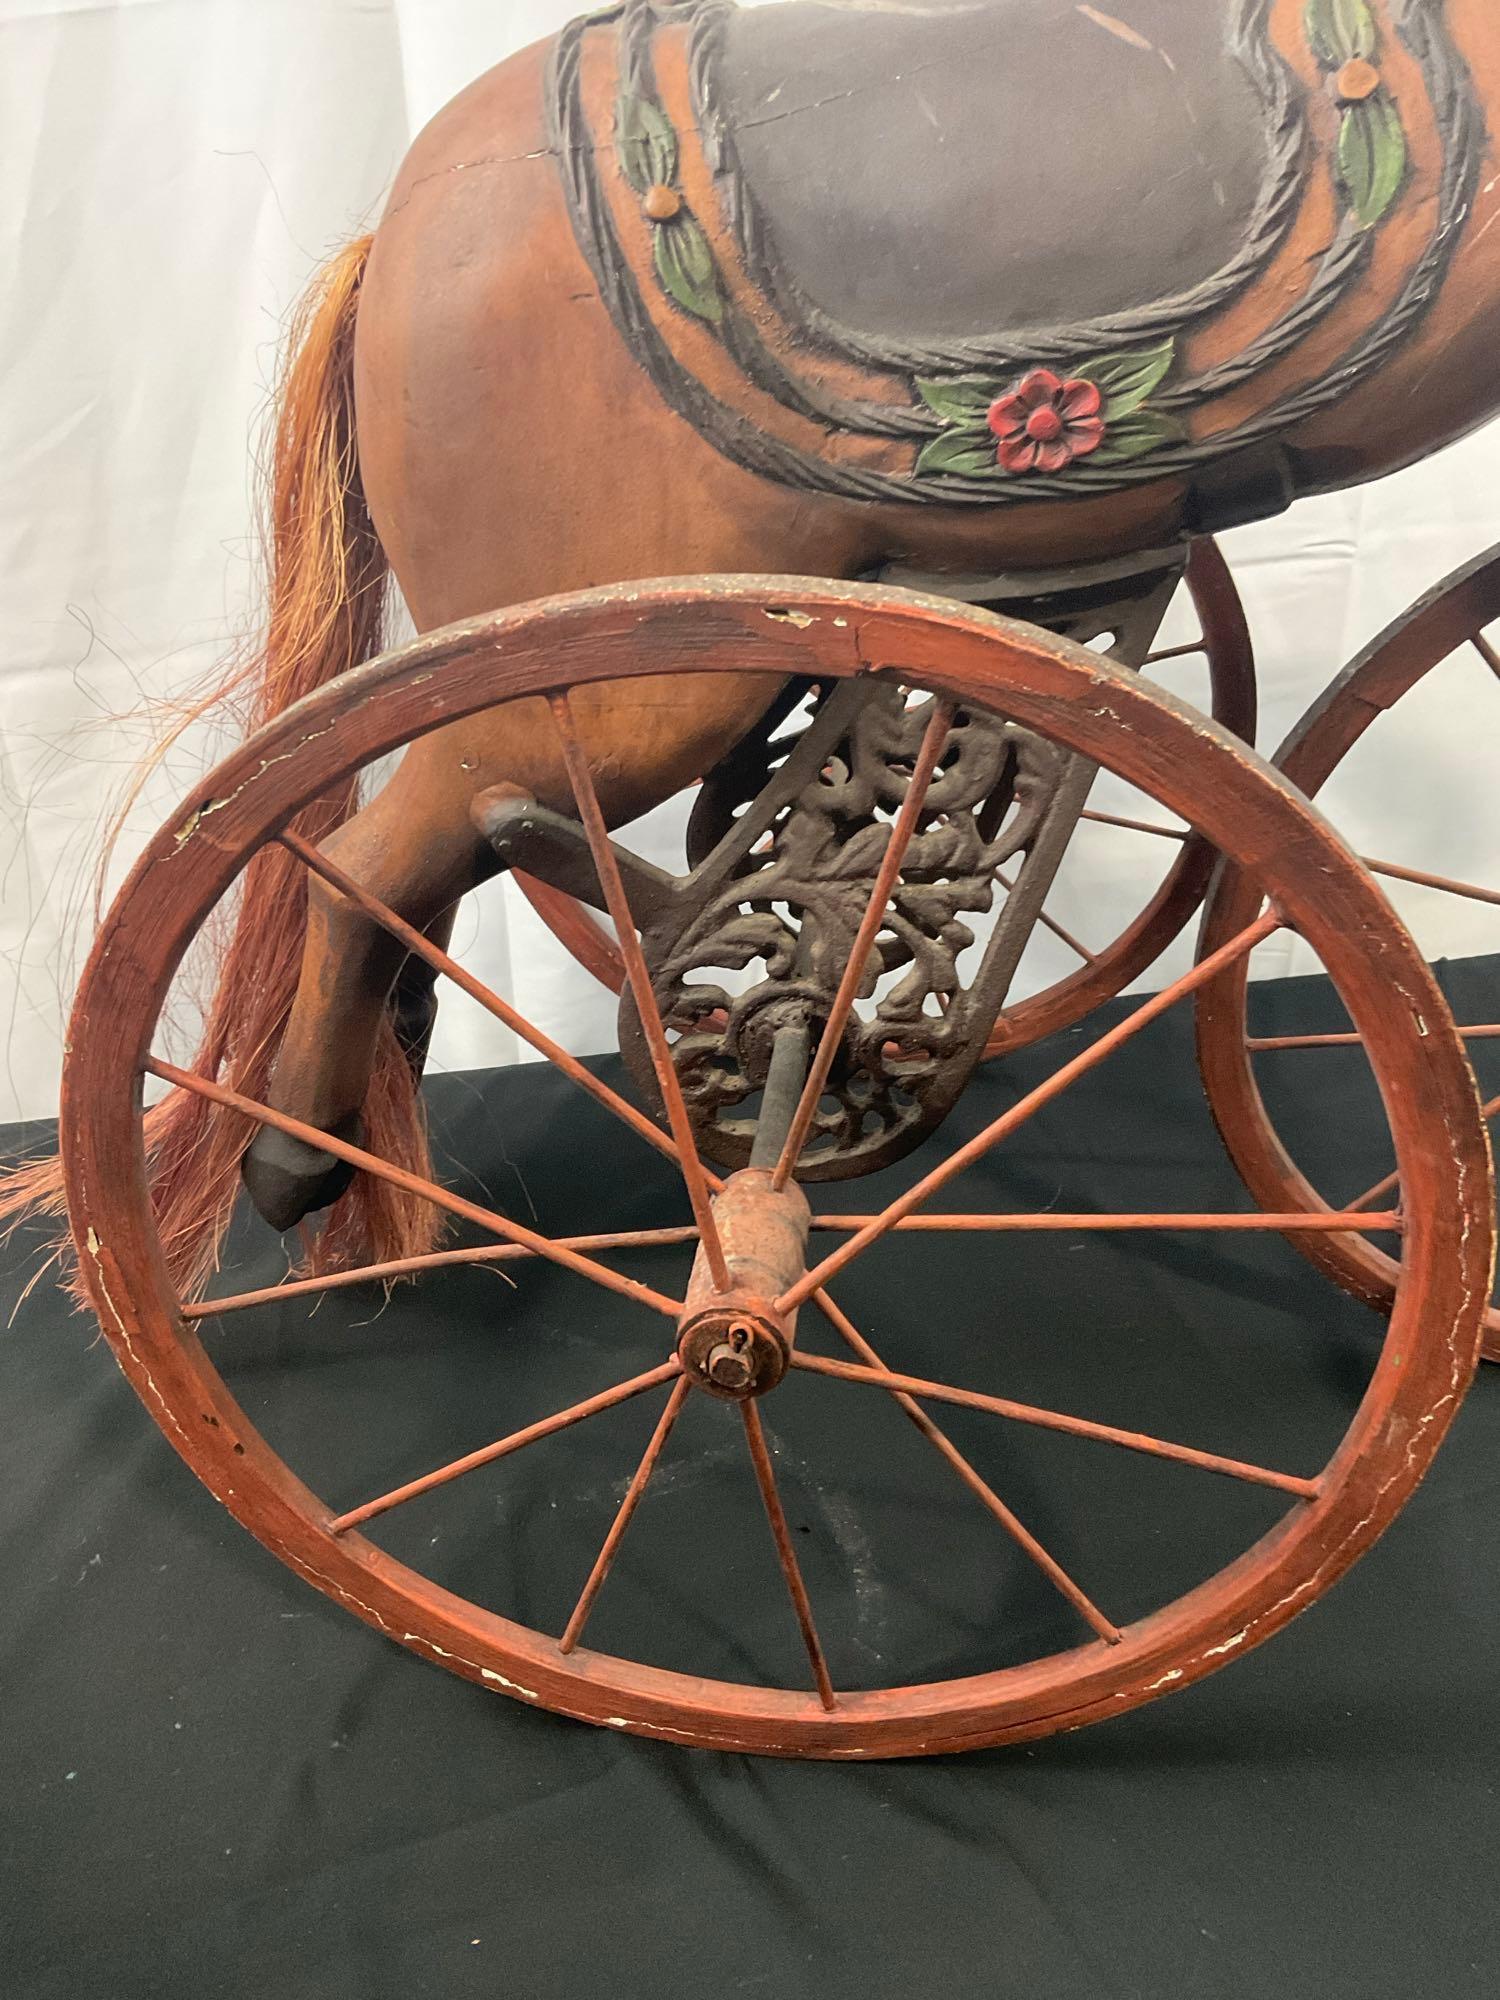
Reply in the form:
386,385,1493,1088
1306,0,1409,228
616,88,724,325
912,347,1183,483
551,0,1483,508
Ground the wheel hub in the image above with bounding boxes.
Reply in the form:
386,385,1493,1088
675,1168,810,1400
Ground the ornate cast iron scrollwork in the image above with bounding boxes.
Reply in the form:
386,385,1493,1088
617,676,1076,1178
477,560,1181,1183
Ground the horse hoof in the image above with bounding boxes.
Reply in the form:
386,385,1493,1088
242,1113,362,1231
391,979,439,1081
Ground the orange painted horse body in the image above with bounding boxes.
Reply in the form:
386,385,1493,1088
9,0,1500,1291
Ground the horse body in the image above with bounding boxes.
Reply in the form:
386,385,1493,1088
13,1,1499,1290
259,0,1500,1216
257,0,1500,1236
353,0,1500,832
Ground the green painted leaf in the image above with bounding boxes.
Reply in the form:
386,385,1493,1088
617,92,678,194
1304,0,1377,68
914,426,1001,479
1338,92,1407,228
1090,410,1186,465
1086,339,1176,420
914,376,999,423
654,215,723,323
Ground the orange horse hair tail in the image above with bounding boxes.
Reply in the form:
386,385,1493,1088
1,235,441,1306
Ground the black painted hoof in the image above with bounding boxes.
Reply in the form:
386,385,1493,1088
391,977,439,1082
241,1112,362,1232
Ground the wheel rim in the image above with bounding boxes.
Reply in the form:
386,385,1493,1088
513,541,1258,1061
1197,543,1500,1359
61,576,1490,1757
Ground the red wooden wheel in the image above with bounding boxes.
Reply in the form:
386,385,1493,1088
515,539,1257,1061
1197,542,1500,1360
62,578,1489,1757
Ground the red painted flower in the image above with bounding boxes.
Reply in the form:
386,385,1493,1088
987,369,1106,474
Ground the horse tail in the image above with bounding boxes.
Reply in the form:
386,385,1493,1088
3,235,439,1304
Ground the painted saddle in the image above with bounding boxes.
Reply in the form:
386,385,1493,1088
550,0,1487,525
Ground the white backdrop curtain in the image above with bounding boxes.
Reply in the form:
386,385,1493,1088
3,0,1497,1125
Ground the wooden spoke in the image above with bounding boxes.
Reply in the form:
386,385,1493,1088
1247,1029,1361,1052
739,1400,837,1709
1347,1165,1400,1214
279,829,699,1180
145,1057,683,1319
558,1375,692,1654
548,691,731,1293
513,871,622,987
791,1352,1320,1499
996,866,1097,964
780,907,1281,1310
328,1359,682,1534
806,1209,1403,1235
1359,855,1500,908
1473,630,1500,683
1348,1088,1500,1214
181,1226,702,1321
772,697,956,1188
1080,809,1187,841
1249,1025,1500,1051
811,1291,1121,1644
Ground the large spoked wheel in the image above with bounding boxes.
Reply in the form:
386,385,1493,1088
516,539,1257,1059
63,578,1489,1758
1198,544,1500,1359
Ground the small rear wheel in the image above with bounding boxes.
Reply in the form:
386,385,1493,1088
1197,544,1500,1359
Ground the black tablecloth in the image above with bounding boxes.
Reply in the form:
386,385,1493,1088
4,960,1499,1999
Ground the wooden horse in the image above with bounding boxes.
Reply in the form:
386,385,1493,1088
8,0,1500,1297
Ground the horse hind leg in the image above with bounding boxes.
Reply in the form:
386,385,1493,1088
240,661,801,1236
239,900,461,1233
242,763,503,1232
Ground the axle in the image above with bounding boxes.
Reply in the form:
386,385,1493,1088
676,1022,813,1399
675,1168,811,1399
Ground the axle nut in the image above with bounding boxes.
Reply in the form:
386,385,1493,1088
706,1341,755,1392
677,1304,790,1400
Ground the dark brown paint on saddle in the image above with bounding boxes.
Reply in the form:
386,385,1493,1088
719,0,1269,341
